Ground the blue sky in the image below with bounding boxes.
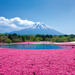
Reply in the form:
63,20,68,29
0,0,75,34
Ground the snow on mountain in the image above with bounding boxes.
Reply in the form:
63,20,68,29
10,23,62,35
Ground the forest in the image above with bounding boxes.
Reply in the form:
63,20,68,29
0,33,75,43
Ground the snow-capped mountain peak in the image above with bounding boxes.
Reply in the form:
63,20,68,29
31,23,51,29
10,23,62,35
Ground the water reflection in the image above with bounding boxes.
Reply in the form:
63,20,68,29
0,44,71,49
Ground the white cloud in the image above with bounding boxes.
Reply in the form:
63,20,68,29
0,17,39,33
10,17,35,25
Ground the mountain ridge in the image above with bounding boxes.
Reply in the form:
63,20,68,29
10,23,63,35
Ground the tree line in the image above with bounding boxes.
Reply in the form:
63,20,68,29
0,33,75,43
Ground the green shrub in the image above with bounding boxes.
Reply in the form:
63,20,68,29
5,38,12,43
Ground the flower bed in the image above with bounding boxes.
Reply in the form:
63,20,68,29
0,48,75,75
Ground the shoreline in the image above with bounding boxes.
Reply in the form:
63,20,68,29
0,41,54,45
0,41,75,46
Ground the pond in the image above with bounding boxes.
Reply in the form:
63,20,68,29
0,44,71,49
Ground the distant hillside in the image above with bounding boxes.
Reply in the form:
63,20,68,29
10,23,62,35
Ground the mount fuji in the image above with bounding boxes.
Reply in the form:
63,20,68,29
10,23,62,35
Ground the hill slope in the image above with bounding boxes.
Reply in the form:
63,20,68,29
10,23,62,35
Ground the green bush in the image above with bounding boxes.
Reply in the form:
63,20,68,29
12,38,22,42
0,34,75,43
5,38,12,43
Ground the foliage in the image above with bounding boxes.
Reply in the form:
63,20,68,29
0,34,75,43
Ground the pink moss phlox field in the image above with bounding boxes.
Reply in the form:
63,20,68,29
1,41,75,46
56,42,75,46
0,41,54,45
0,42,37,45
0,48,75,75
